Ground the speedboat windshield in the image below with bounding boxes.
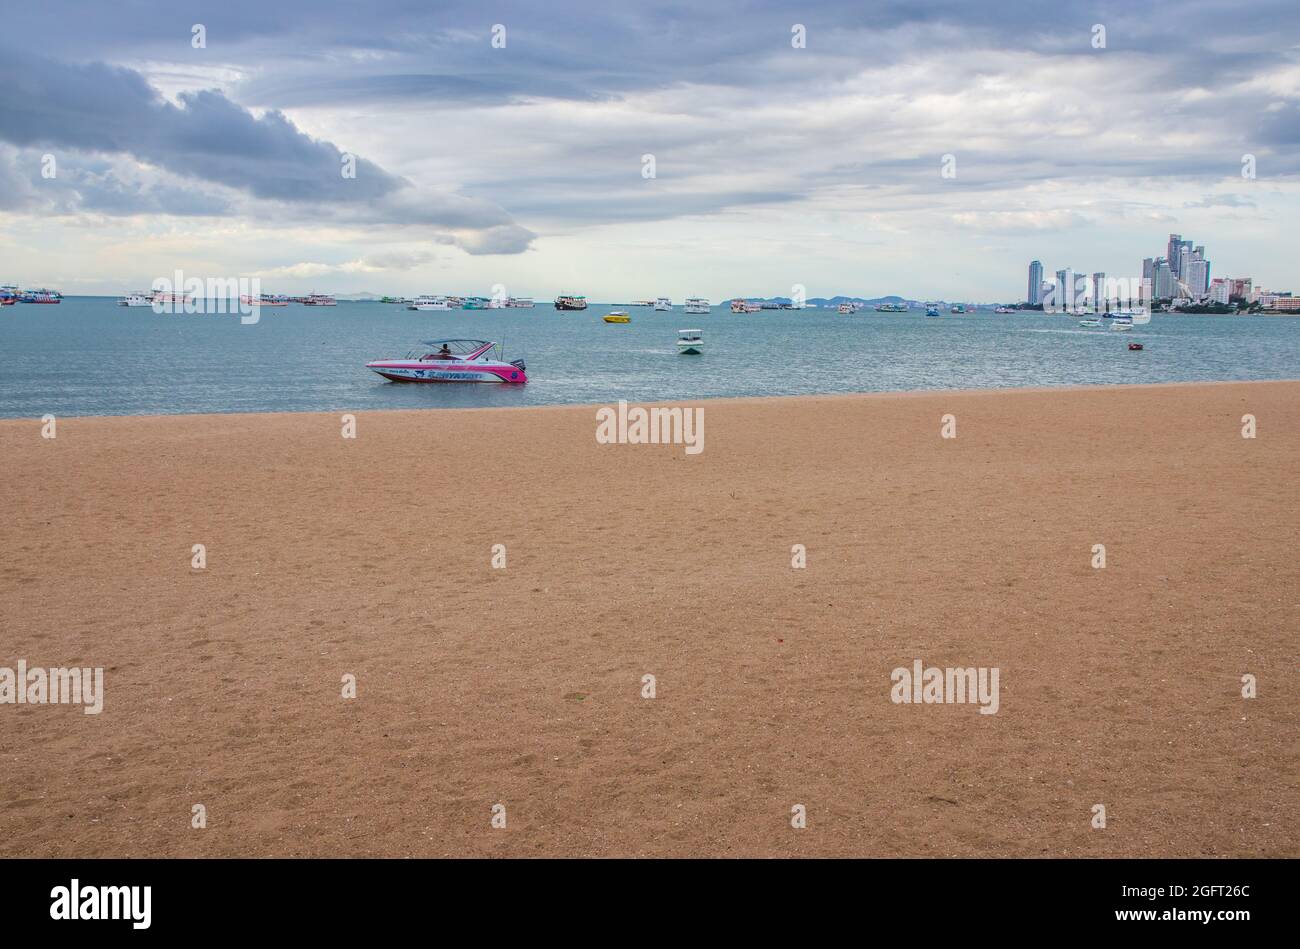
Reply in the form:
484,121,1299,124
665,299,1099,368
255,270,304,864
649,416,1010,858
410,339,497,360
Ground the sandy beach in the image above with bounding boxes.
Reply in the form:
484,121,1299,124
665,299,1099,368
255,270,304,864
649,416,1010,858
1,380,1296,858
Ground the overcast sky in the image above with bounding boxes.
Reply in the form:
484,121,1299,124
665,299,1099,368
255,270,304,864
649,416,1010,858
1,0,1297,300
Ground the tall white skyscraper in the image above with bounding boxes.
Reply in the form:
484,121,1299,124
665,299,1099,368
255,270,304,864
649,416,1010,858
1028,260,1043,305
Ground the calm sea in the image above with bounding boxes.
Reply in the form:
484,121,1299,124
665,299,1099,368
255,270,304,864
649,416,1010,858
1,298,1297,418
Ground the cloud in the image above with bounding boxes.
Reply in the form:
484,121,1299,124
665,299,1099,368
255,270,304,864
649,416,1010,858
252,250,438,278
0,46,535,252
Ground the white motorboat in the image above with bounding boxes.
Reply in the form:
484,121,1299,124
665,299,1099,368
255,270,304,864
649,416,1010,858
677,329,704,354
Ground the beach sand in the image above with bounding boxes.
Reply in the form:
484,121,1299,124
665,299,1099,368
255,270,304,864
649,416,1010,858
1,381,1296,857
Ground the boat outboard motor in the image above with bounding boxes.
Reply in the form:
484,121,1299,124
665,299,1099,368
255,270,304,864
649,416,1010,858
510,358,527,371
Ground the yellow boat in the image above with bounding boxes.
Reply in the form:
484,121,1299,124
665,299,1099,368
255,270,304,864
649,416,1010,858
603,311,631,323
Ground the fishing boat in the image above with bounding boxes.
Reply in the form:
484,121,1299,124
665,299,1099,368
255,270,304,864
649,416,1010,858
950,304,967,314
366,339,527,384
408,295,451,311
118,291,156,307
302,293,336,306
462,296,490,310
20,288,62,304
603,311,631,323
0,285,19,306
677,328,704,354
654,297,672,311
837,303,854,314
554,295,588,310
684,297,710,314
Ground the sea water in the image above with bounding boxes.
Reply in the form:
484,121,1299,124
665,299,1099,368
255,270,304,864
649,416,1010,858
0,298,1297,418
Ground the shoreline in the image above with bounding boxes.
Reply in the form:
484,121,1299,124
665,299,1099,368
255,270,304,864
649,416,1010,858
3,376,1299,425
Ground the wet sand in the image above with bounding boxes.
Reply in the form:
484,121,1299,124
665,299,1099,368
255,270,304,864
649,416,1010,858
1,381,1296,857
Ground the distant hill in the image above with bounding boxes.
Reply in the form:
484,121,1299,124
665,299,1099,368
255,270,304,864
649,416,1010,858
727,294,919,307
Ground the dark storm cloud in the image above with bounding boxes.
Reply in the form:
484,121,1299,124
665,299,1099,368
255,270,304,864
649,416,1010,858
0,49,401,202
0,43,535,249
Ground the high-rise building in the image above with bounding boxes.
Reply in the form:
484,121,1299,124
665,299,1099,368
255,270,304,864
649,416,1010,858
1092,272,1106,310
1028,260,1043,305
1209,279,1230,304
1054,268,1077,311
1167,234,1182,277
1154,258,1175,300
1142,258,1155,303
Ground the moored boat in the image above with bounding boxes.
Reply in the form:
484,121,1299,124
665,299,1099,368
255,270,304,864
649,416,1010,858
684,297,710,314
408,295,451,311
554,295,587,310
654,297,672,311
118,291,155,307
366,338,527,384
507,297,535,308
20,288,62,304
302,293,336,306
0,285,18,306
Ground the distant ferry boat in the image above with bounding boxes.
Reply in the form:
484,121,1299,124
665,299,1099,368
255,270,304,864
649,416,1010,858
240,293,289,307
302,293,336,306
20,288,62,304
684,297,710,314
654,297,672,311
730,299,761,313
994,306,1015,314
380,296,410,305
554,295,587,310
506,297,535,308
0,285,19,305
874,303,908,312
632,299,655,307
408,295,451,311
118,291,156,307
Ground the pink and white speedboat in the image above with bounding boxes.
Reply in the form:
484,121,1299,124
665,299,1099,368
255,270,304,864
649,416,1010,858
366,338,527,384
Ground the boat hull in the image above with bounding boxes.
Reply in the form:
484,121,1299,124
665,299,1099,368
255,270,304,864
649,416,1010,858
367,361,526,383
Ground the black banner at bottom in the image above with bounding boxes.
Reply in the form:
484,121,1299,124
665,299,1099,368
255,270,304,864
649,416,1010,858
0,857,1281,936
